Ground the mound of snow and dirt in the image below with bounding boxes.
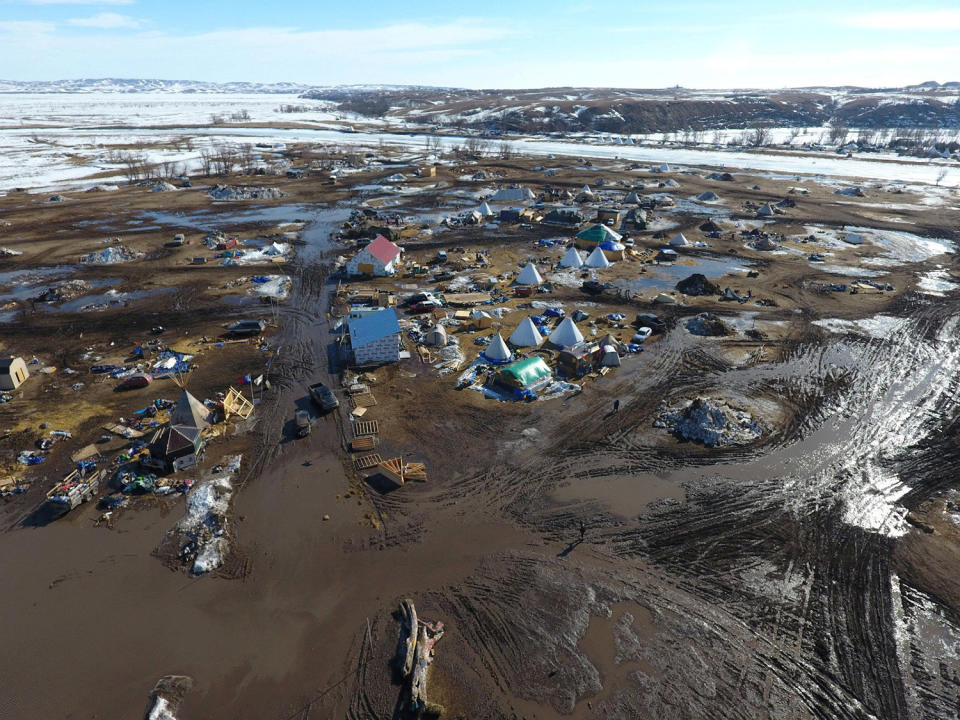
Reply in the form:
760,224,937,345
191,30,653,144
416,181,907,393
676,273,720,296
80,245,142,264
151,182,178,193
249,274,291,300
656,397,765,446
174,456,241,575
208,185,284,201
685,312,732,336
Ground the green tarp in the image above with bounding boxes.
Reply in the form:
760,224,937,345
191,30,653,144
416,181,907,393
575,223,622,245
498,356,552,388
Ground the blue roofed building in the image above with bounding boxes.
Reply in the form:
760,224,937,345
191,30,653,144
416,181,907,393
348,307,403,365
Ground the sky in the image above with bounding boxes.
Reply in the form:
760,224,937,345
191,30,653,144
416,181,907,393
0,0,957,89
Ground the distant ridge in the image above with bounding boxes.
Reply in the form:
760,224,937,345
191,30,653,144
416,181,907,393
0,78,455,94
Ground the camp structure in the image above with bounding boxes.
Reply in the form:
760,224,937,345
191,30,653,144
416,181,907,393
349,308,403,365
575,223,622,248
669,233,692,247
653,292,678,304
577,185,594,200
699,218,723,233
470,309,493,329
508,317,544,347
624,191,640,204
346,235,402,277
515,262,543,286
492,356,553,393
170,389,213,429
144,424,205,473
481,333,513,364
696,191,720,202
559,246,584,269
541,208,584,227
488,186,536,203
756,204,775,218
843,232,865,245
478,201,495,217
549,317,585,348
423,324,447,347
0,356,29,390
622,208,647,230
584,246,611,268
601,344,622,367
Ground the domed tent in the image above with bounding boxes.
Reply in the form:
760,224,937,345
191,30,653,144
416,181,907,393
549,317,585,348
668,233,692,247
515,262,543,286
482,333,513,364
575,223,622,248
423,324,447,347
585,246,611,268
478,201,495,217
559,246,584,268
508,317,544,347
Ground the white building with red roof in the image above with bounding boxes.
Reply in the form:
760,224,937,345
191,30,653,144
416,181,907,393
346,235,402,277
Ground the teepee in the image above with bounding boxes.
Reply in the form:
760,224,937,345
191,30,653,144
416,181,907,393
559,246,584,268
668,233,691,247
478,201,495,217
170,389,212,429
509,317,544,347
585,246,611,268
515,262,543,286
550,317,584,347
624,191,640,204
482,333,512,363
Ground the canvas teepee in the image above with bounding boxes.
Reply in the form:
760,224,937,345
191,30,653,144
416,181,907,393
669,232,691,247
170,389,212,429
550,317,584,347
559,246,584,268
585,246,611,268
482,333,512,363
508,317,544,347
515,262,543,286
478,201,495,217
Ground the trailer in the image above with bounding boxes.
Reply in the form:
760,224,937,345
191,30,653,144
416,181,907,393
46,468,105,515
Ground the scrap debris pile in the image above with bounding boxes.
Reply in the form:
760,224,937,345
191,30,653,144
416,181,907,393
655,397,765,446
396,598,445,717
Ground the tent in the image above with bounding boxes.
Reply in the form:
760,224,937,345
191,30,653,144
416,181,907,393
478,201,495,217
653,292,677,304
549,317,584,348
699,219,723,233
696,191,720,202
601,333,626,353
576,223,623,247
601,345,621,367
756,204,775,217
580,185,594,196
515,262,543,286
559,246,584,268
585,246,611,268
669,233,691,247
482,333,513,364
423,324,447,347
489,187,536,203
624,191,640,204
170,390,212,429
508,317,544,347
843,232,865,245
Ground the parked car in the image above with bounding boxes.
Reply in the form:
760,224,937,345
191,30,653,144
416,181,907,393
309,382,339,412
632,327,652,343
117,373,152,391
635,313,666,334
409,298,443,313
227,319,266,337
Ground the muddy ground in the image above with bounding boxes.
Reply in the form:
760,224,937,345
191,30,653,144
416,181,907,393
1,151,960,719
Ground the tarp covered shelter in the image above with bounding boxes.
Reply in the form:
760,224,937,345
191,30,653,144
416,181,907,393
575,223,622,247
423,324,447,347
489,187,536,203
508,317,544,347
495,356,552,390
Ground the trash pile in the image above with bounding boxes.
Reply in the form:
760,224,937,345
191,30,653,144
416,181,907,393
248,274,291,300
685,312,732,336
655,397,765,446
208,185,284,201
676,273,720,296
80,245,142,264
151,182,178,193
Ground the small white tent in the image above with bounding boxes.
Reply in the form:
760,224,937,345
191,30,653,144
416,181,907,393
478,201,495,217
515,262,543,286
423,324,447,347
580,185,593,195
601,345,621,367
585,246,611,268
550,317,584,348
559,246,584,268
624,191,640,204
509,317,544,347
482,333,513,363
669,233,691,247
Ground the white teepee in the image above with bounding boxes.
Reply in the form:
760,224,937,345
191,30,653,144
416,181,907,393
559,246,584,268
550,317,584,347
668,233,691,247
515,262,543,285
509,317,544,347
482,333,512,363
478,201,495,217
624,191,640,204
585,245,611,268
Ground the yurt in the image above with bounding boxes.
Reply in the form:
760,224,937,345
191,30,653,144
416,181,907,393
559,246,584,269
585,246,611,268
515,262,543,286
509,317,544,347
549,317,585,348
482,333,513,364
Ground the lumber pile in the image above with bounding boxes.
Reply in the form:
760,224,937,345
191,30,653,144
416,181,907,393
376,457,427,486
395,599,445,716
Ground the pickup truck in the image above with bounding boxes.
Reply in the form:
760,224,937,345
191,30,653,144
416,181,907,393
309,382,339,412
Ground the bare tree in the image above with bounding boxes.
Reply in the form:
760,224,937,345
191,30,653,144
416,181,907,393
748,126,770,147
828,121,849,145
936,168,949,186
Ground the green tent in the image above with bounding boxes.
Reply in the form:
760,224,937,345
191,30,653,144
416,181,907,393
575,223,623,246
497,356,552,389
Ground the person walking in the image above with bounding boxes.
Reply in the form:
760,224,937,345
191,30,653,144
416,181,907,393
613,399,620,413
579,521,586,541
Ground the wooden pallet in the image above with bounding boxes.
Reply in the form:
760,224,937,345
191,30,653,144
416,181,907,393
350,436,376,452
351,393,377,408
353,453,383,471
353,420,379,437
376,457,428,486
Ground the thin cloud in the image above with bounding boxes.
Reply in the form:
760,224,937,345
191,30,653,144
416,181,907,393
68,12,139,29
844,9,960,30
0,20,55,34
21,0,134,5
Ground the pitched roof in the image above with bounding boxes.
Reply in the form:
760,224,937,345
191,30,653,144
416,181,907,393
349,308,401,347
508,317,544,347
549,317,585,347
365,235,401,264
170,390,212,429
576,224,622,245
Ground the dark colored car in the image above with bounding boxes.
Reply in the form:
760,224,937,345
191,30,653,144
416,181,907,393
635,313,667,334
308,382,339,412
